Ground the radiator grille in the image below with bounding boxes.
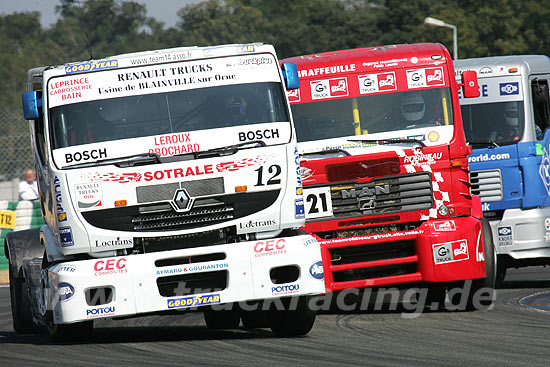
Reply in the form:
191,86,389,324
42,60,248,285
470,169,503,202
308,172,433,221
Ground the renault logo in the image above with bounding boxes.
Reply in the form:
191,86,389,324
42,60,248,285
172,188,192,211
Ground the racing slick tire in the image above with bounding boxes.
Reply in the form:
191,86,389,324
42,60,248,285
9,263,37,334
268,296,316,337
204,305,241,330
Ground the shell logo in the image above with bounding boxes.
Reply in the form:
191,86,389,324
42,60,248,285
428,131,440,142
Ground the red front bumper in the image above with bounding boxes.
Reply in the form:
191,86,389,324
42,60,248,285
317,216,486,292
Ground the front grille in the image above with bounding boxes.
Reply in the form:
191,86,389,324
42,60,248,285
330,240,417,282
136,178,224,203
82,190,279,231
308,172,433,222
470,169,503,202
157,270,228,297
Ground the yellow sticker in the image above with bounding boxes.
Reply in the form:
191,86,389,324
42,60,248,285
0,210,16,229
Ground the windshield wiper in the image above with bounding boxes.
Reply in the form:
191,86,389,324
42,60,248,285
348,137,426,147
65,152,161,170
300,149,351,158
164,140,267,162
468,140,500,148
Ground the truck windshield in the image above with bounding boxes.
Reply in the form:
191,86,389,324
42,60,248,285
49,82,288,149
291,87,453,142
461,101,525,146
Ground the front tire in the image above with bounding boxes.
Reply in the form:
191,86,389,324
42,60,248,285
48,317,94,342
203,305,241,330
9,264,37,334
269,296,316,337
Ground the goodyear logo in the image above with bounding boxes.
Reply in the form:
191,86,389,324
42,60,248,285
237,45,255,53
65,60,119,74
167,294,221,309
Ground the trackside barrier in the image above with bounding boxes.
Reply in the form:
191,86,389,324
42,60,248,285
0,200,44,270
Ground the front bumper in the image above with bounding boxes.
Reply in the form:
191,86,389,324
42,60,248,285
317,216,487,291
490,207,550,260
47,235,324,324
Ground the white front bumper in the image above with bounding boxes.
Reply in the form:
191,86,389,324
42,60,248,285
47,235,324,324
490,207,550,259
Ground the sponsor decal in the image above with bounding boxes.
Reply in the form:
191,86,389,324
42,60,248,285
403,150,442,166
58,264,76,273
65,148,107,163
545,232,550,243
479,66,493,75
75,182,103,209
236,45,255,53
238,128,280,142
94,258,127,276
86,306,115,319
433,220,456,231
482,202,491,211
295,198,305,219
254,239,286,257
498,226,513,246
65,60,118,74
156,268,184,275
540,146,550,194
406,67,445,89
468,152,511,163
150,132,199,157
54,176,67,222
310,77,348,100
298,64,356,78
302,237,318,247
358,72,397,94
239,220,277,230
59,226,74,247
499,82,519,95
428,131,440,143
309,261,324,280
296,187,303,195
287,89,300,103
95,238,133,248
49,76,92,101
299,166,315,183
168,294,221,309
216,156,269,172
58,282,76,302
546,218,550,231
433,239,469,264
184,263,228,272
272,283,300,296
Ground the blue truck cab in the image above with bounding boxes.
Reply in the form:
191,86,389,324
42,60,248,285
455,56,550,283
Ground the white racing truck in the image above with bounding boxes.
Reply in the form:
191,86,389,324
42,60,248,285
8,43,324,340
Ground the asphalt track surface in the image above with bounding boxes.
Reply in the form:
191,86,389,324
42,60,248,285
1,267,549,367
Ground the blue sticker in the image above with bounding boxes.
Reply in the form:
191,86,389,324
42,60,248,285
499,82,519,95
59,226,74,247
58,282,75,302
295,198,305,219
309,261,324,279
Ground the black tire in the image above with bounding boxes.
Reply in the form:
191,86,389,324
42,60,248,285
424,283,447,311
203,306,241,330
9,264,37,334
241,308,271,329
48,318,94,342
495,257,507,288
269,296,316,337
464,219,497,311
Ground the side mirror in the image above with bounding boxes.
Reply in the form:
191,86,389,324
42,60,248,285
461,70,479,98
281,62,300,90
22,91,42,120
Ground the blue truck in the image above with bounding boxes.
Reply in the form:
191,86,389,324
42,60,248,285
455,56,550,283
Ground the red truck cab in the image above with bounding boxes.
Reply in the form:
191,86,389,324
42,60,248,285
282,43,493,302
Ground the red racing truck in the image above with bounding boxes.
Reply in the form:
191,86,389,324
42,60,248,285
282,43,495,308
